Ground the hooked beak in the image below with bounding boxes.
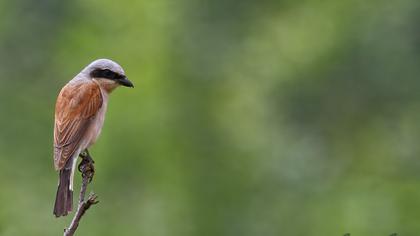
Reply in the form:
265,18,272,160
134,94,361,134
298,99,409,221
118,76,134,88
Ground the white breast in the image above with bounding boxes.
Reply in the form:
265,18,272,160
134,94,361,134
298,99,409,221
92,89,108,146
82,88,109,149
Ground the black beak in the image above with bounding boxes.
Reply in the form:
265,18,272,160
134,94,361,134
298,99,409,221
118,77,134,88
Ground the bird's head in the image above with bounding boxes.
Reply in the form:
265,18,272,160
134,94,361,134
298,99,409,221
82,59,134,91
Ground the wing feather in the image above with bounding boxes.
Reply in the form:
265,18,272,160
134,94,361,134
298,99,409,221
53,81,103,170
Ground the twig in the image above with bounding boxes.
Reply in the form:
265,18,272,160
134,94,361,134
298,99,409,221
64,193,98,236
64,153,99,236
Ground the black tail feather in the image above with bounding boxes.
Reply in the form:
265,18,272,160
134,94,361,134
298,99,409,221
53,168,73,217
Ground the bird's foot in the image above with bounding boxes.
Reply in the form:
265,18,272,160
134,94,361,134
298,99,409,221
78,150,95,182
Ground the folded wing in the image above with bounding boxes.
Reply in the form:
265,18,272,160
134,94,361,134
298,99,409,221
54,81,103,170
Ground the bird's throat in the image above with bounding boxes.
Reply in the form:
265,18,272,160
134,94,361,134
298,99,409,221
92,78,118,93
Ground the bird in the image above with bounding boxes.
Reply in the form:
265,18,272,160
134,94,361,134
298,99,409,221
53,59,133,217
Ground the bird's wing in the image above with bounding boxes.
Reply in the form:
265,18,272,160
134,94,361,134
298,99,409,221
54,81,103,170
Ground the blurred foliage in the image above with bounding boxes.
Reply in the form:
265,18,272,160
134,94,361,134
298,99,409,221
1,0,420,235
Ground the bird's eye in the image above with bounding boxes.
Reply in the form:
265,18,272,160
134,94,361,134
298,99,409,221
103,69,117,79
104,69,112,77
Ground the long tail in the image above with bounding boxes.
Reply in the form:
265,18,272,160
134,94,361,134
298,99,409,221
53,168,73,217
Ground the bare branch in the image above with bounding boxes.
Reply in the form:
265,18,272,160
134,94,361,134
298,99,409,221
64,153,98,236
64,192,98,236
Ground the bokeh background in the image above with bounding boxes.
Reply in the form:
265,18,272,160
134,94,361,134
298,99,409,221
0,0,420,235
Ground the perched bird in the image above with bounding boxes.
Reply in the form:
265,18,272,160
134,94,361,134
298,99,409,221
53,59,133,217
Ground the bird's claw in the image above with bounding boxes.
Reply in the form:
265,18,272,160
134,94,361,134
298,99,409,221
78,151,95,182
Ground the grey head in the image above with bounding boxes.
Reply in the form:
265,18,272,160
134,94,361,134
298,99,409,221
80,58,134,88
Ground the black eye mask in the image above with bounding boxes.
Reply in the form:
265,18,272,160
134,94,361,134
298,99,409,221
90,69,125,80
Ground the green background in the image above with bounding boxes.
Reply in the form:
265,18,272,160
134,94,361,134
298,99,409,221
0,0,419,235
